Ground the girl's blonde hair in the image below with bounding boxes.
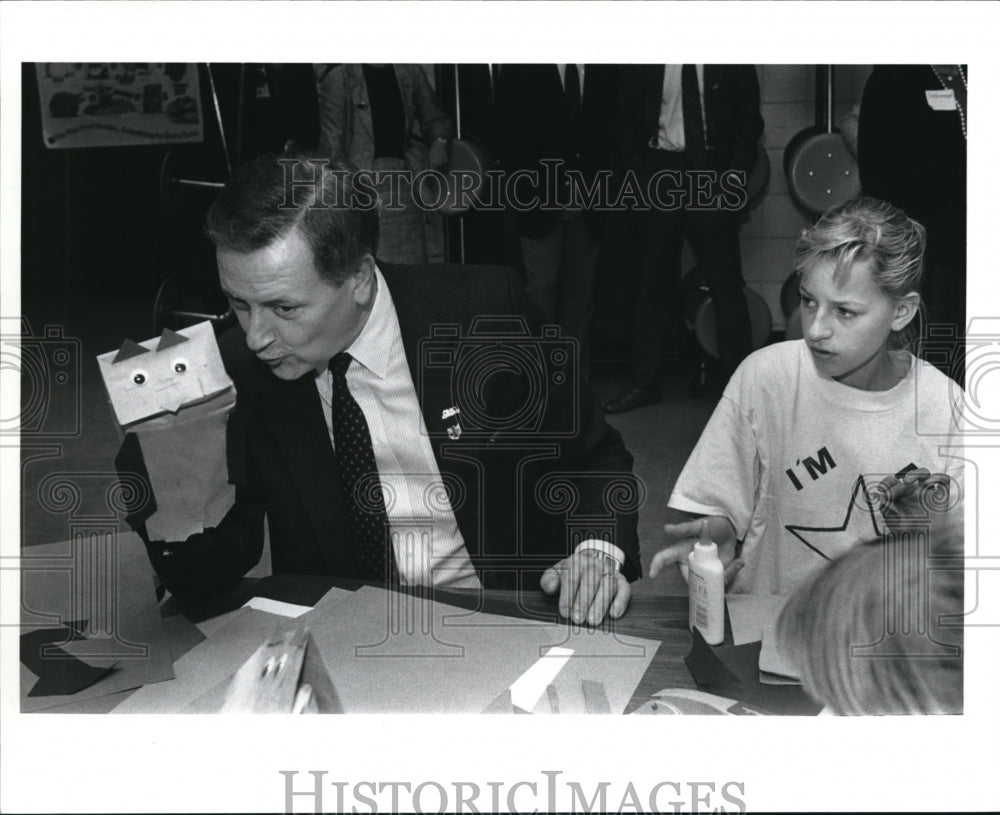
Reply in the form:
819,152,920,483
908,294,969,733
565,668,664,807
793,197,927,347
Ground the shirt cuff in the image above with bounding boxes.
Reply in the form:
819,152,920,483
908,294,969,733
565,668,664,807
575,539,625,571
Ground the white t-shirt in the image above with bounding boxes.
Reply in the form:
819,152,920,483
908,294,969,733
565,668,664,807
668,341,964,594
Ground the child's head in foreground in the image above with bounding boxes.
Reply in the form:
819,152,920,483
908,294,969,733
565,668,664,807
776,524,963,715
793,197,926,390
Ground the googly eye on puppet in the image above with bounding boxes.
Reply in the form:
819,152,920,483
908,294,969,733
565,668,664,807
97,323,232,426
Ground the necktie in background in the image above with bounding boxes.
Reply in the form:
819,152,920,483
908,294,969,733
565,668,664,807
682,64,708,168
564,63,582,130
328,352,396,582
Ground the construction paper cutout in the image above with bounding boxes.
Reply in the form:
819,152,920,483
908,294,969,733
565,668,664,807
758,617,802,683
155,327,189,351
20,623,116,697
305,586,658,714
483,688,530,714
685,628,823,716
112,338,150,364
582,679,612,714
726,594,790,646
20,534,176,712
509,646,573,711
684,626,741,688
630,688,766,716
113,588,354,714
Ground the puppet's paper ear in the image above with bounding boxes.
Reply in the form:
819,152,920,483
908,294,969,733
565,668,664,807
112,338,150,364
156,328,189,351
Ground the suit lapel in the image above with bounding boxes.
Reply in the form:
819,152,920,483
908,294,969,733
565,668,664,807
248,363,350,573
645,64,666,137
394,66,416,139
347,65,374,146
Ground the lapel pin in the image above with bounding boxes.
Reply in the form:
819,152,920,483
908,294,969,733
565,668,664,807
441,406,462,440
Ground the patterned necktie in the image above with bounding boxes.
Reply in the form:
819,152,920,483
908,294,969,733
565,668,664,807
328,352,396,583
681,64,708,168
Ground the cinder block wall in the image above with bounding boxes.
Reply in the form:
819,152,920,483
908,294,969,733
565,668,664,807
732,64,872,330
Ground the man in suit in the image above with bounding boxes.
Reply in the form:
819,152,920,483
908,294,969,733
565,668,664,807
140,153,640,627
497,64,620,378
605,64,763,412
858,64,966,384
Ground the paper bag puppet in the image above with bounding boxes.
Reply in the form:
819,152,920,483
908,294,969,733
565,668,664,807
97,321,236,542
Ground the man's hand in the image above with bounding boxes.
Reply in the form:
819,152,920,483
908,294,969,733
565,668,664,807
649,515,744,586
540,549,630,626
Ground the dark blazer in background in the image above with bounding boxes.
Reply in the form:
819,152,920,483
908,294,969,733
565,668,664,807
143,264,641,599
858,65,966,357
496,64,619,239
614,64,764,176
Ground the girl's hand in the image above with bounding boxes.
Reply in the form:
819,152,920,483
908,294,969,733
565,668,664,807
873,467,954,527
650,515,744,586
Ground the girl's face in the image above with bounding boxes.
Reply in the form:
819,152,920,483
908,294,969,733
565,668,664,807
799,259,918,391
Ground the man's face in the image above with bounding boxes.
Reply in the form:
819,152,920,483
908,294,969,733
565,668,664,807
218,228,375,380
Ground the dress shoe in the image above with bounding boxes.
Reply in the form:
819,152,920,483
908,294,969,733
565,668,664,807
603,387,661,414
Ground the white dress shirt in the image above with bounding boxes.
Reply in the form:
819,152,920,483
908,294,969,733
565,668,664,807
315,267,480,589
656,64,706,151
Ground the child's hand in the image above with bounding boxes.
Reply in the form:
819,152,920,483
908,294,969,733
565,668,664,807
874,468,955,527
650,515,743,586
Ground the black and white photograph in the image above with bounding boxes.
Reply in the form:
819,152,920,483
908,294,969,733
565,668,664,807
1,2,998,813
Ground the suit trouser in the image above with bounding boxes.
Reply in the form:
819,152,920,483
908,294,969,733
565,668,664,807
519,210,600,376
631,150,752,390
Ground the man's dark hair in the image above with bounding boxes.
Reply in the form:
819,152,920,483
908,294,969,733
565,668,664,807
204,152,379,285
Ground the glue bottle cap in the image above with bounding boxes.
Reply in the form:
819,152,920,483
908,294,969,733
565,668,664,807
692,518,717,559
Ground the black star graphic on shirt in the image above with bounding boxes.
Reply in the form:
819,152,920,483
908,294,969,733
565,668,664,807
785,475,884,561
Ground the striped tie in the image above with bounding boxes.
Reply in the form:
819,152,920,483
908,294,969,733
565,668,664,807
682,64,708,168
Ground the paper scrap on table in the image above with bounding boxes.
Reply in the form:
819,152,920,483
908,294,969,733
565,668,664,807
685,626,822,716
20,534,175,712
508,647,573,711
243,596,313,618
725,594,790,646
758,618,802,684
631,688,766,715
113,587,353,714
304,586,659,714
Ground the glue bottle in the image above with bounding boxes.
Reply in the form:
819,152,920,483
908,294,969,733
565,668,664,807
688,519,725,645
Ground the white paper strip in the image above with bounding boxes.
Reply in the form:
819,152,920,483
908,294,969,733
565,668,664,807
508,646,574,711
242,596,312,618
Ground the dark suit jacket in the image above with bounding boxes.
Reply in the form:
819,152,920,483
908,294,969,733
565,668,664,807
143,263,641,599
496,64,620,238
614,64,764,175
858,65,966,259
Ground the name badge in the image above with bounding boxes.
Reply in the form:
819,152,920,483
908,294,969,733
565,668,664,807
925,89,957,111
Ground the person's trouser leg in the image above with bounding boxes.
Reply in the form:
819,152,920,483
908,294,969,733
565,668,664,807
684,208,751,375
556,212,601,380
519,225,563,324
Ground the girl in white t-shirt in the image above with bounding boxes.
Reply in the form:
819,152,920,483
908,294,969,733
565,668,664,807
651,197,963,595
